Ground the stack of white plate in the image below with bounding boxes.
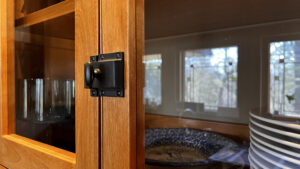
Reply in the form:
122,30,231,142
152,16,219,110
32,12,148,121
249,112,300,169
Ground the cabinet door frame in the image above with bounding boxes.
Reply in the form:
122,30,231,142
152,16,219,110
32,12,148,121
99,0,145,168
136,0,145,168
0,0,100,168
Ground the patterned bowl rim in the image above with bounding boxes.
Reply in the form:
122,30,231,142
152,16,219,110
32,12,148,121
145,128,238,167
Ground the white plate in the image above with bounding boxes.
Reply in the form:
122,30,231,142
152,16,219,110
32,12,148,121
250,122,300,147
250,133,300,159
250,125,300,150
251,144,299,169
250,118,300,139
249,149,272,169
251,138,300,165
250,112,300,130
248,156,259,169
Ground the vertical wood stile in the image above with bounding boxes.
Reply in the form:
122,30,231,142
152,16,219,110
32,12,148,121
75,0,100,168
101,0,138,168
136,0,145,168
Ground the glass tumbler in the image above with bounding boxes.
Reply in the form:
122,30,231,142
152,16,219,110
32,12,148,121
30,78,45,122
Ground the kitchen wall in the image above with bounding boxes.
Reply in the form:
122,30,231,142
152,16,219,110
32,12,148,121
145,19,300,124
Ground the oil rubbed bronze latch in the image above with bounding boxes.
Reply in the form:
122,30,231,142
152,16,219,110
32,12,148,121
84,52,124,97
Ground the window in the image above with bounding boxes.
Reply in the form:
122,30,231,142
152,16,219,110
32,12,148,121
184,47,238,111
144,54,162,109
270,40,300,117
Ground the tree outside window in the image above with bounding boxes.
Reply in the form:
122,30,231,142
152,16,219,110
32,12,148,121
184,47,238,112
144,54,162,110
270,40,300,117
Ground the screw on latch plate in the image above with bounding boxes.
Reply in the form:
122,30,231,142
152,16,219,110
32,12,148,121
94,68,101,75
91,89,99,97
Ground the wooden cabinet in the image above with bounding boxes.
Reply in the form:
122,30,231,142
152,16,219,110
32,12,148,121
0,0,101,168
0,0,141,168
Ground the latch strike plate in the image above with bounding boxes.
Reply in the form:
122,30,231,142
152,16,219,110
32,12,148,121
84,52,124,97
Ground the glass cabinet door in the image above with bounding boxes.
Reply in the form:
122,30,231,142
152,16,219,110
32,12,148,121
15,12,76,152
141,0,300,169
0,0,100,168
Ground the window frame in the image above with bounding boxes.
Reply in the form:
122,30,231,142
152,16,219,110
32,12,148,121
143,53,163,112
179,45,240,117
265,36,300,118
261,34,300,118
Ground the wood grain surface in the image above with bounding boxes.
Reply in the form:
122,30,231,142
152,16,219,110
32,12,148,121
136,0,145,168
100,0,137,168
0,0,100,168
75,0,100,168
15,0,75,27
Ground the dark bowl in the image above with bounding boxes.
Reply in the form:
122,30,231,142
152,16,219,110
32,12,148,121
145,128,238,167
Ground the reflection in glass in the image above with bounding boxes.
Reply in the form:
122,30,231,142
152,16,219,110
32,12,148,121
23,79,29,119
144,54,162,110
15,13,75,152
184,47,238,112
33,79,44,121
270,41,300,117
144,0,300,168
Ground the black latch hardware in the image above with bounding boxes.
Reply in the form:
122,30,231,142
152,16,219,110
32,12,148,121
84,52,124,97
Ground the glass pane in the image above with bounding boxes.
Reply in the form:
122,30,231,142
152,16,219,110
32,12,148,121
15,13,75,152
144,0,300,168
270,41,300,117
15,0,66,17
144,54,162,112
184,47,238,111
